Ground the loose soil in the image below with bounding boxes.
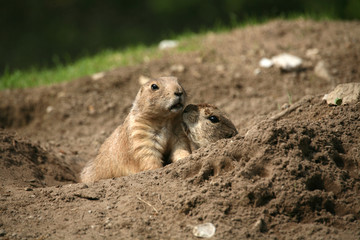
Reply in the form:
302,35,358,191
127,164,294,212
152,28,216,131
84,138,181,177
0,19,359,239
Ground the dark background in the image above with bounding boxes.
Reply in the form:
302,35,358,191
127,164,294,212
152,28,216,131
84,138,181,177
1,0,359,73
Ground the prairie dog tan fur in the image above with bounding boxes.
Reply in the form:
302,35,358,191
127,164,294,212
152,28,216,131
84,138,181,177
182,104,238,150
81,76,191,183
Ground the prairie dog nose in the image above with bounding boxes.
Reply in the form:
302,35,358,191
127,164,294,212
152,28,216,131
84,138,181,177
174,91,183,97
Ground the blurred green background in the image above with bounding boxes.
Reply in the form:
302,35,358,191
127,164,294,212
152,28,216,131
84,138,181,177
1,0,360,73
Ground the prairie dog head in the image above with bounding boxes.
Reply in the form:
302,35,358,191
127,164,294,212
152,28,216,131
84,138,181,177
132,76,186,118
182,104,238,149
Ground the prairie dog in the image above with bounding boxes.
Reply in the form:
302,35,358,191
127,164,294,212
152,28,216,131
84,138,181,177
81,76,191,183
182,104,238,151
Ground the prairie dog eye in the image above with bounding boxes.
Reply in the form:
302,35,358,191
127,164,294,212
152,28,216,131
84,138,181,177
151,84,159,90
208,115,219,123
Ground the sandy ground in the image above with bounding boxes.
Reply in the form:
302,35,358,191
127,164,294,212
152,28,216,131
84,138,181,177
0,19,359,239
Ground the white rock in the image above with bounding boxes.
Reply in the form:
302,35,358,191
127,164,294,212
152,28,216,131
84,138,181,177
259,58,273,68
158,40,178,50
193,223,216,238
46,106,54,113
323,82,360,105
271,53,302,71
91,72,105,81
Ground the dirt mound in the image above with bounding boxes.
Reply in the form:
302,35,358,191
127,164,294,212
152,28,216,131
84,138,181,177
0,130,77,188
0,19,359,239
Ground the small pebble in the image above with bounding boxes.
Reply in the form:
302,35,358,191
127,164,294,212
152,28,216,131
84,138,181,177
193,223,216,238
46,106,54,113
253,218,267,233
159,40,178,50
91,72,105,81
259,58,273,68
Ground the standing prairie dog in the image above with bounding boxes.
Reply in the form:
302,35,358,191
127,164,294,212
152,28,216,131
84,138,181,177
81,76,191,183
182,104,238,151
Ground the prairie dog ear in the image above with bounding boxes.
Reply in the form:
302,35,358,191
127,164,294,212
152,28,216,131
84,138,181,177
138,75,151,86
159,76,178,82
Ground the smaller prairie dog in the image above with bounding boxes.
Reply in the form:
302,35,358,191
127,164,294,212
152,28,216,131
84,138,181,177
80,76,191,183
182,104,238,150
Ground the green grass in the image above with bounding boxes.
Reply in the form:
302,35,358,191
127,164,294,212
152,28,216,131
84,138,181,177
0,35,207,89
0,45,164,89
0,14,337,90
